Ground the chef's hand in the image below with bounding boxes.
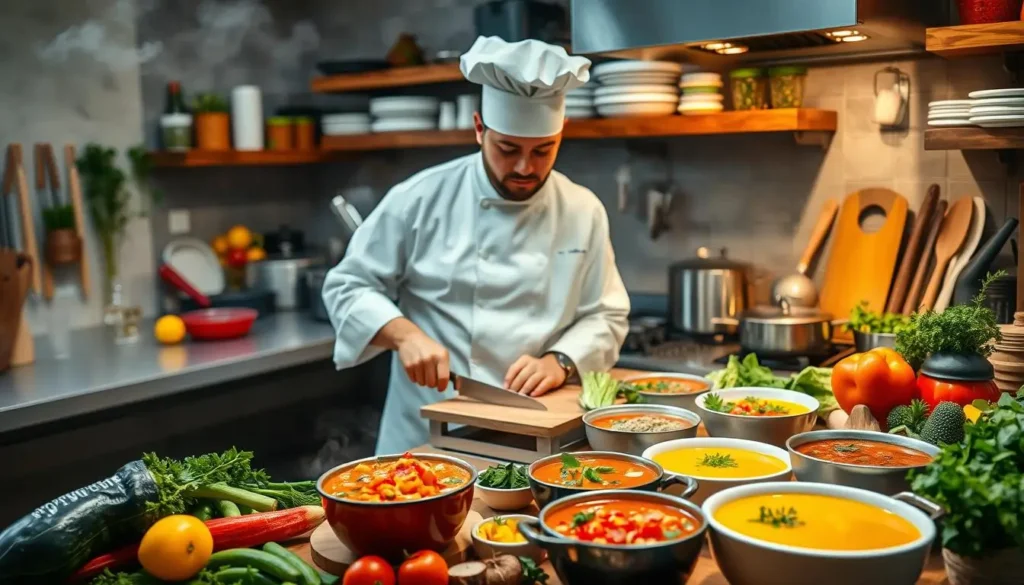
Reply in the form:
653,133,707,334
505,354,566,397
397,331,450,392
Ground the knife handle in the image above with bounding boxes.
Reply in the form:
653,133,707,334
43,144,60,192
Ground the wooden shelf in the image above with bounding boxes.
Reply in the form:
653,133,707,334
924,126,1024,150
311,63,465,93
926,21,1024,58
322,109,838,152
150,150,337,168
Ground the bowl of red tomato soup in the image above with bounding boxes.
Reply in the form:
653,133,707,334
527,451,698,508
621,372,712,412
786,430,939,495
518,490,707,585
317,452,477,561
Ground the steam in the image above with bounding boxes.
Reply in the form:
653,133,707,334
36,0,163,69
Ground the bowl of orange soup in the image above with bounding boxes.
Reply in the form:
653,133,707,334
702,482,939,585
643,437,792,504
621,372,711,412
695,387,818,447
583,404,700,456
317,452,477,562
528,451,698,508
787,430,940,495
518,490,707,585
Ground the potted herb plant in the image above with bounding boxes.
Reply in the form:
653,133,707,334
75,144,158,327
42,205,81,266
910,392,1024,585
193,93,230,151
895,272,1004,410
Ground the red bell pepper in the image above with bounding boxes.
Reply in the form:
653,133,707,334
832,347,918,425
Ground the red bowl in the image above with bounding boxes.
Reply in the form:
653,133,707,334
181,308,257,340
316,453,477,562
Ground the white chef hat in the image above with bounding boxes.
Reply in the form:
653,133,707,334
460,36,591,138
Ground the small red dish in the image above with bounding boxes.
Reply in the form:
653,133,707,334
181,308,257,340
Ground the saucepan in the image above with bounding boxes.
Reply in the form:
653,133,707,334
712,299,846,358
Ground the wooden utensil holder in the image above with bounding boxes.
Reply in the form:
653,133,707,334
0,258,32,372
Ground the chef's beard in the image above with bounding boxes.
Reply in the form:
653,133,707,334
483,159,550,201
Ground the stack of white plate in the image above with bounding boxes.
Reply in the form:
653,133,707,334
566,84,596,119
927,100,973,127
967,88,1024,128
678,72,724,115
322,113,372,136
591,60,683,117
369,96,439,132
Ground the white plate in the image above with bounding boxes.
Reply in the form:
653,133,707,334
928,109,971,115
564,97,594,107
970,97,1024,107
322,124,372,136
975,120,1024,128
969,114,1024,127
969,88,1024,99
929,111,975,120
596,72,682,86
594,84,679,97
592,60,684,77
162,238,225,296
370,118,438,132
594,93,680,105
969,105,1024,115
678,102,724,114
927,119,974,127
567,88,595,96
369,97,439,117
679,93,724,103
596,102,678,117
565,108,597,119
928,99,973,108
322,113,371,124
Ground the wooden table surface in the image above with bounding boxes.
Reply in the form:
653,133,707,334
291,444,950,585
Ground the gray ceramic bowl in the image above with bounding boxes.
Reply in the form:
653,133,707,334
583,404,701,456
703,482,939,585
695,387,819,448
622,372,712,412
519,490,707,585
786,429,940,495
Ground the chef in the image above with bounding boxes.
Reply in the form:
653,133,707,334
323,36,630,454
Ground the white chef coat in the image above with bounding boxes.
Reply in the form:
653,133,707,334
322,152,629,454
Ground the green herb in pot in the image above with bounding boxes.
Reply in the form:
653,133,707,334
477,462,529,489
845,301,911,334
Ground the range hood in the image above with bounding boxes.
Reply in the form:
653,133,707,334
571,0,950,65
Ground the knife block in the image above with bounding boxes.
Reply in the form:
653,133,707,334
0,258,33,371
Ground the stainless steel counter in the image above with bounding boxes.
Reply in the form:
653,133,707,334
0,313,336,434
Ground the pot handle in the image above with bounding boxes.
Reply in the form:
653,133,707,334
710,317,740,327
892,492,945,521
658,474,699,499
519,518,574,555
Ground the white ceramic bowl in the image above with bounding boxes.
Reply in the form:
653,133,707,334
702,482,937,585
471,514,546,563
643,437,792,504
695,388,819,447
474,482,534,512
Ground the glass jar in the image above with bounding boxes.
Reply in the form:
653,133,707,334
294,117,315,150
768,66,808,108
729,68,768,110
160,113,193,151
266,117,295,151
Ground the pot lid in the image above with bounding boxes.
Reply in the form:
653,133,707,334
919,352,994,382
741,302,832,325
670,247,748,270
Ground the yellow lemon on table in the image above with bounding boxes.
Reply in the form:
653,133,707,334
154,315,187,345
137,515,213,581
226,225,253,250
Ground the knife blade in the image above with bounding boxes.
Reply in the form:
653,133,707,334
452,373,548,411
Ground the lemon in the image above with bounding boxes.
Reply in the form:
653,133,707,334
226,225,253,250
154,315,187,345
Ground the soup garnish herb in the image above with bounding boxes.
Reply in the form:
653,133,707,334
832,443,859,454
703,393,800,417
560,453,618,487
698,453,738,468
750,506,804,529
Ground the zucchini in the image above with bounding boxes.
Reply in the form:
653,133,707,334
263,541,321,585
237,504,255,515
213,567,280,585
206,548,301,582
191,502,214,521
217,500,242,518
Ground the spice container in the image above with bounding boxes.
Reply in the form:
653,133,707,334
160,113,193,151
266,117,294,151
768,66,807,108
729,68,768,110
294,117,315,150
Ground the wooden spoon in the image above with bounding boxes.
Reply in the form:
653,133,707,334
902,200,947,315
920,197,974,312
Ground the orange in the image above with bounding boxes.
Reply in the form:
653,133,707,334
211,235,229,256
226,225,253,250
154,315,186,344
137,515,213,581
246,247,267,262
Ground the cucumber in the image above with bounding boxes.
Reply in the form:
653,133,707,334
238,504,255,515
263,542,321,585
213,567,280,585
217,500,242,518
317,570,340,585
207,548,301,582
192,501,214,521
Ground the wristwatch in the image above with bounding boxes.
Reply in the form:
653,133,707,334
547,351,579,384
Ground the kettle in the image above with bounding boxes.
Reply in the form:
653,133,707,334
953,217,1018,306
668,247,749,335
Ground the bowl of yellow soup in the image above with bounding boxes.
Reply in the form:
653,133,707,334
695,387,818,447
702,482,938,585
642,437,792,504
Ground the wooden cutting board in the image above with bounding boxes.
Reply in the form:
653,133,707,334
309,510,481,575
819,188,908,342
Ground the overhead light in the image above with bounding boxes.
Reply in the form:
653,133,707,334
841,34,869,42
717,45,748,55
826,29,857,38
701,42,731,51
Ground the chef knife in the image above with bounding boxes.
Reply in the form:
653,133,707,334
452,373,548,411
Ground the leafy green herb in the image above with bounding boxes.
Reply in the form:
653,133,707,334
519,556,549,585
571,511,596,528
89,568,232,585
831,443,859,453
749,506,804,529
440,477,464,486
560,452,581,469
697,453,738,468
581,467,618,485
910,392,1024,557
845,301,911,334
192,92,229,113
593,466,616,473
703,393,727,412
896,271,1005,369
477,462,529,489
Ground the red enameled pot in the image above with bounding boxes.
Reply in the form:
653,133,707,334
316,453,477,562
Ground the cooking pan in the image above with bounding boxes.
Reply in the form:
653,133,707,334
712,299,842,358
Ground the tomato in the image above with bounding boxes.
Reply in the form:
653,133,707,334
398,550,448,585
917,374,1002,410
343,555,395,585
226,247,248,268
137,515,213,581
